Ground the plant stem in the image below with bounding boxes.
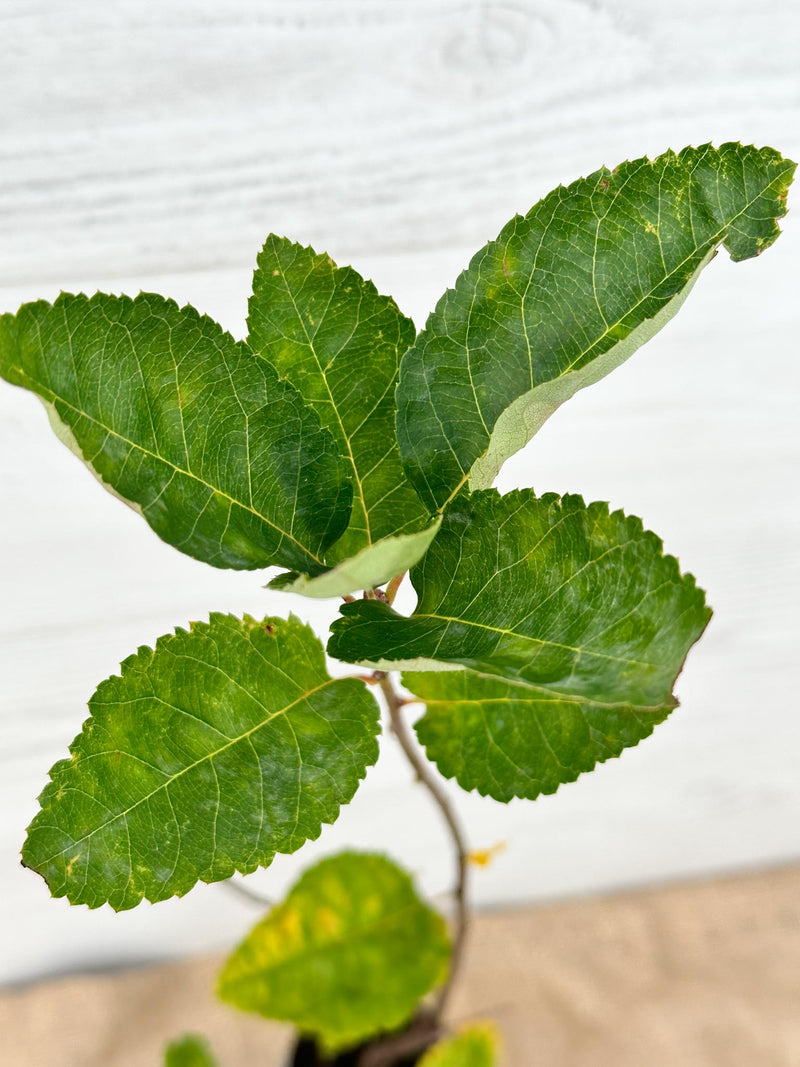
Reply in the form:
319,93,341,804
220,877,274,909
375,672,470,1021
384,572,406,606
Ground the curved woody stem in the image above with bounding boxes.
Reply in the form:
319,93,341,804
375,671,470,1021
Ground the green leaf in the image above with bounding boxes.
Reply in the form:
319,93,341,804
266,516,441,599
0,293,352,572
164,1035,218,1067
249,237,437,594
407,669,675,802
22,614,380,910
329,490,710,800
396,143,795,512
217,851,451,1053
418,1023,500,1067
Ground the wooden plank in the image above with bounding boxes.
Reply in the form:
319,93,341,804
1,1,798,284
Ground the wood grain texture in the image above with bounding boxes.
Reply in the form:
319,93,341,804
2,1,798,284
1,0,799,985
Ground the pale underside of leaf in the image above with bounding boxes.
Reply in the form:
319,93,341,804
269,515,441,597
396,143,796,512
22,614,380,910
218,851,451,1053
0,292,352,572
247,237,433,592
468,247,714,490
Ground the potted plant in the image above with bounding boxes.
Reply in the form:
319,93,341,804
1,142,793,1066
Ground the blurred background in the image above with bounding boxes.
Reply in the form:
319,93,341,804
1,1,798,1062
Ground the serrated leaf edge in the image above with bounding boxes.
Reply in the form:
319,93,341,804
21,612,380,910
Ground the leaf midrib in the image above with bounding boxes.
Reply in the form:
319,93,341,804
276,263,374,544
417,612,664,671
224,898,428,995
14,368,323,565
31,675,337,866
437,164,790,508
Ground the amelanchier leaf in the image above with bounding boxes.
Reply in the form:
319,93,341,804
396,143,796,512
418,1023,500,1067
249,237,438,595
22,615,380,910
164,1035,218,1067
0,293,352,572
267,515,441,599
218,851,451,1053
329,490,710,801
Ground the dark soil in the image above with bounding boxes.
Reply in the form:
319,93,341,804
290,1036,425,1066
289,1015,439,1067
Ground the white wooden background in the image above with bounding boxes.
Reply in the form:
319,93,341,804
1,0,798,986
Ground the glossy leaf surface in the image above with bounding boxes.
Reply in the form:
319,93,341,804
418,1023,500,1067
0,293,351,572
22,615,380,909
218,851,450,1053
330,490,710,800
249,237,436,594
396,143,795,511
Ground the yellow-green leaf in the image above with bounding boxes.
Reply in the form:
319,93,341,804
419,1023,500,1067
164,1035,218,1067
218,851,451,1053
22,615,380,909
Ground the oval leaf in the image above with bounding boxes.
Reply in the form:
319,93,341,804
419,1023,500,1067
396,143,795,511
22,614,380,909
329,490,710,800
249,237,436,593
0,293,352,572
218,851,451,1053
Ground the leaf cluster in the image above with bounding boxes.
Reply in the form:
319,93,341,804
1,142,793,1057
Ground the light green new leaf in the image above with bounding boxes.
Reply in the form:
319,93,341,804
248,237,437,595
396,143,795,511
419,1023,500,1067
329,490,710,800
22,615,380,910
0,293,352,572
164,1035,218,1067
218,852,451,1053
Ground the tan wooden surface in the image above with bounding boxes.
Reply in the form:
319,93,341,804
4,864,799,1067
